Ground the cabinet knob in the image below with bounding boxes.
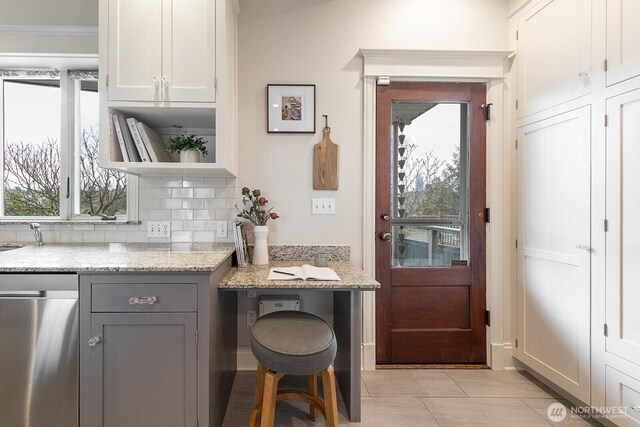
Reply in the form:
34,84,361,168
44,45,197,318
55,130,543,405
88,336,102,347
129,296,158,305
576,244,591,252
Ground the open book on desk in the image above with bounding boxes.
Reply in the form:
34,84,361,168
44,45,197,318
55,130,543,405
268,265,341,281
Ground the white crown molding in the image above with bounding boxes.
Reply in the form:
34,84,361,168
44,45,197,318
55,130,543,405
358,49,514,80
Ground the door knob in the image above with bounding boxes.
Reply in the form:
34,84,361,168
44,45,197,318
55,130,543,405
379,232,392,241
380,213,390,221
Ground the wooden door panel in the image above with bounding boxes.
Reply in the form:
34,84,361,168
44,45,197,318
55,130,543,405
391,286,470,329
391,331,473,363
391,267,471,286
376,82,486,364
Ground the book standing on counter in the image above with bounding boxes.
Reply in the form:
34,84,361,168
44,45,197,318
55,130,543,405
268,265,341,281
136,121,171,162
232,221,249,268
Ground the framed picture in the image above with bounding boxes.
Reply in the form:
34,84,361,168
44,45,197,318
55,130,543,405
267,84,315,133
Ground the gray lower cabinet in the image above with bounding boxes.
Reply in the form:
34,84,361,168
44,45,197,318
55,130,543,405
79,258,237,427
89,313,198,427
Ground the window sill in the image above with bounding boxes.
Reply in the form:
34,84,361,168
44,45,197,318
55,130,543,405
0,219,141,225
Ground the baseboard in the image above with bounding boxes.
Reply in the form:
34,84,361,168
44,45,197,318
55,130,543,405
362,342,376,371
490,343,517,370
237,346,258,371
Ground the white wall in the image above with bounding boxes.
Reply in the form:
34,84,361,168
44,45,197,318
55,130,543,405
0,0,97,27
237,0,510,266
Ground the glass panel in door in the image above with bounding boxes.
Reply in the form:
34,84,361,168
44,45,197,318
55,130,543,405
390,102,469,267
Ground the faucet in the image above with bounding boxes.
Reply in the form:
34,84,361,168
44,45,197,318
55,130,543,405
29,223,44,246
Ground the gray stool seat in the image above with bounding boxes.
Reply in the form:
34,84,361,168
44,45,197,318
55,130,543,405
250,311,337,376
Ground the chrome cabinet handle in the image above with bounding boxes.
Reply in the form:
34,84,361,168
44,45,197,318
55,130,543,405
162,76,168,101
88,336,102,347
576,244,592,252
128,296,158,305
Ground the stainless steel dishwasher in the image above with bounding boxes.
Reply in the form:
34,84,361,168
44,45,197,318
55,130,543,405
0,274,78,427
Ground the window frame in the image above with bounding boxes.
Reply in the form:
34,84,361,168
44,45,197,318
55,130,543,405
0,62,137,222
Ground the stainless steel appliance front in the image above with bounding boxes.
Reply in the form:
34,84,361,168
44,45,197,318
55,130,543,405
0,274,78,427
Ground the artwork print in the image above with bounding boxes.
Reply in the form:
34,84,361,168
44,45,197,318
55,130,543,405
281,96,302,121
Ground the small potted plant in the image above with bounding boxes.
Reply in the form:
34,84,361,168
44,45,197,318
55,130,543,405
166,134,208,163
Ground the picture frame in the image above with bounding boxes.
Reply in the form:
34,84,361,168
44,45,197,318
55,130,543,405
267,84,316,133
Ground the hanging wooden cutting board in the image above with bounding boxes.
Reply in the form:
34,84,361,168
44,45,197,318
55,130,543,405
313,127,339,190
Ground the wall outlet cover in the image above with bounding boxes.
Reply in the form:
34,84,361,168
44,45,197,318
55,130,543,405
147,221,171,238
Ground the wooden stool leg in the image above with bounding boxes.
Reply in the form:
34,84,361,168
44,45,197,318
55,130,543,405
260,370,283,427
321,366,339,427
253,363,268,408
308,373,318,421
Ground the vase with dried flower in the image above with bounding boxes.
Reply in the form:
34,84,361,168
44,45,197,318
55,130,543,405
235,187,279,265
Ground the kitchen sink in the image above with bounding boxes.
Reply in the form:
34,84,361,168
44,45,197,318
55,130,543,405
0,245,23,252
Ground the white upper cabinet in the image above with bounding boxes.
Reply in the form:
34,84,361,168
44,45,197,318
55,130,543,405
517,0,592,119
606,0,640,86
107,0,216,103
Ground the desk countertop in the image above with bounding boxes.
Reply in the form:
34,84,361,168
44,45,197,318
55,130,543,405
219,261,380,290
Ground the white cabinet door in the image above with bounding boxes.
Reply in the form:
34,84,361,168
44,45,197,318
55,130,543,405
163,0,216,102
606,88,640,368
517,106,591,403
517,0,592,118
108,0,163,102
606,0,640,86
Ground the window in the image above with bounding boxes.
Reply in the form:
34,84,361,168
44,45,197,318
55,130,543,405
0,68,130,220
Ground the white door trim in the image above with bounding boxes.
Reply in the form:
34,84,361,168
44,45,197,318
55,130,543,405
360,49,514,371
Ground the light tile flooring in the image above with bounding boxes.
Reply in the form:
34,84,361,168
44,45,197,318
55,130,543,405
222,369,602,426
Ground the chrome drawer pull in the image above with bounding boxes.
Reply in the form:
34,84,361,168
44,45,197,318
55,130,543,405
88,336,102,347
128,296,158,305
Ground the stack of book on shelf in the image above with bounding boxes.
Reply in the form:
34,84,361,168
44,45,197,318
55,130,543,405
111,113,172,162
232,221,249,268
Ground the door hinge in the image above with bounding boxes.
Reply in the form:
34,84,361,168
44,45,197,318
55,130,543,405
604,324,608,337
515,99,519,110
604,59,608,72
515,139,518,149
195,330,199,347
515,338,518,348
485,310,491,326
66,177,70,199
106,74,109,87
604,219,609,232
605,115,609,127
195,418,199,427
515,239,518,249
485,207,491,223
481,103,493,121
516,30,519,40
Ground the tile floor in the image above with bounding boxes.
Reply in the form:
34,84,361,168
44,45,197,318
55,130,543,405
222,369,602,426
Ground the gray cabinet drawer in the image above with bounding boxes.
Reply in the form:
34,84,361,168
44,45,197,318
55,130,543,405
91,283,197,312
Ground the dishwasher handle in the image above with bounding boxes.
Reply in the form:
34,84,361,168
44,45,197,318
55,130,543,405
0,290,77,298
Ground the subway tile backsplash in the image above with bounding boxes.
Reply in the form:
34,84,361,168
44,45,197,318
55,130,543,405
0,176,237,244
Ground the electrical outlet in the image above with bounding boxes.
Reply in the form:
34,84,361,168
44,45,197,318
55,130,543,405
312,198,336,215
246,309,257,326
147,221,171,238
217,221,227,238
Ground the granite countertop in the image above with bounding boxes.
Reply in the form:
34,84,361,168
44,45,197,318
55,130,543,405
0,243,235,272
219,261,380,290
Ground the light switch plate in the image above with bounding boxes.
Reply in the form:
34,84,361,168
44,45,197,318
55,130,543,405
312,198,336,215
217,221,227,238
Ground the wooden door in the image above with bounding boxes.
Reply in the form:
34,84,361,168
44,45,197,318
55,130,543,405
89,313,197,427
606,89,640,368
606,0,640,86
108,0,163,101
163,0,216,102
375,82,486,364
516,107,591,402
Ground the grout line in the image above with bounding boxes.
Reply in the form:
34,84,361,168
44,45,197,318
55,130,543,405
519,397,556,426
444,371,470,397
421,399,443,427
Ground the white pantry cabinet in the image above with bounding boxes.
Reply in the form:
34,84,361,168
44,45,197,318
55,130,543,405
517,0,592,119
605,0,640,87
107,0,216,103
516,107,591,403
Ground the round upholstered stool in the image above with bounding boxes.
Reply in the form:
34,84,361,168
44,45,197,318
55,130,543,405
249,311,339,427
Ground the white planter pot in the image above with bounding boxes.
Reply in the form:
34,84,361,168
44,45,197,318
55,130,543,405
179,149,200,163
252,226,269,265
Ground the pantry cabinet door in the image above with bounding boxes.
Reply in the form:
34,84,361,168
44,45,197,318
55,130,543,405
517,107,591,403
108,0,163,101
605,89,640,368
517,0,592,118
606,0,640,86
163,0,216,103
